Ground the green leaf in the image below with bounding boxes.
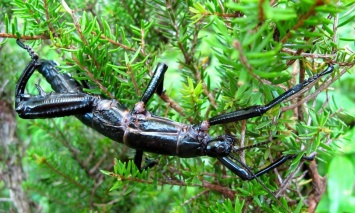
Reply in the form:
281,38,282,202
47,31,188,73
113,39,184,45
263,2,297,21
100,169,111,175
109,181,122,191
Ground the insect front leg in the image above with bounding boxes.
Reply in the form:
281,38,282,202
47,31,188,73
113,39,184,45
16,85,98,119
204,136,315,180
218,154,315,181
15,40,99,119
15,61,99,119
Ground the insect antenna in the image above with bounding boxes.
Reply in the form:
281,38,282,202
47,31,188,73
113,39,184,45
232,140,272,153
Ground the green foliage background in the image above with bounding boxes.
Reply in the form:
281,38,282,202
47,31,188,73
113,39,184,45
0,0,355,212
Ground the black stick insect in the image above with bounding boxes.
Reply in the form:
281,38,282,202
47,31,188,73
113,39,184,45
15,39,333,182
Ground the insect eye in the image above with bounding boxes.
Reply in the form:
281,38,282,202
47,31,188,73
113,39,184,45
206,140,232,157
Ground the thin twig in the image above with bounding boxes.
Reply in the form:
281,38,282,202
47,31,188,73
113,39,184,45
275,160,305,197
43,0,55,36
0,33,50,39
38,155,87,191
107,171,237,200
180,190,209,206
92,32,137,52
233,40,278,87
280,0,326,44
72,56,114,98
239,120,247,164
281,48,335,59
160,93,194,123
127,64,141,97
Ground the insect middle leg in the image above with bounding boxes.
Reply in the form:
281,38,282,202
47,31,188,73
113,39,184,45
131,63,168,170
